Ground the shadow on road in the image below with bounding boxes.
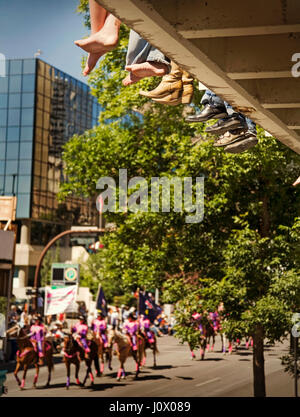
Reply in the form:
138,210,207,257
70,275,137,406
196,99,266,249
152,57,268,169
135,374,171,381
176,376,194,380
84,383,127,392
148,365,173,370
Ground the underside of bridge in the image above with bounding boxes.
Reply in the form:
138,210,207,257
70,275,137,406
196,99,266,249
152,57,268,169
96,0,300,154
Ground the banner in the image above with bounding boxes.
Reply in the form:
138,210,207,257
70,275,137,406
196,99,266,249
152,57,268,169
44,285,77,316
95,285,108,317
138,291,162,323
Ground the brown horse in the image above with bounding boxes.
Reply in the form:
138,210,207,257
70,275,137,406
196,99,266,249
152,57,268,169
107,328,144,381
140,331,158,368
92,331,112,376
7,324,53,389
62,334,81,389
74,334,99,387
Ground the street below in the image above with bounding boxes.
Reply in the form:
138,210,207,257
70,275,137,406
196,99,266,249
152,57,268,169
3,335,294,397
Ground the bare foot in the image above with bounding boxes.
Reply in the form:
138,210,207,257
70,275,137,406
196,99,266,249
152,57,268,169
83,52,102,76
293,176,300,186
74,15,119,54
122,72,142,86
125,62,168,80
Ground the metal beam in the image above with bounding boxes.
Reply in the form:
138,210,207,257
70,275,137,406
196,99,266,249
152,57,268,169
96,0,300,154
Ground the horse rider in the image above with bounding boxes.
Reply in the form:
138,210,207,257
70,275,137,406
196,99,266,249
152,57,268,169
123,312,139,351
191,311,206,336
209,311,220,333
28,314,45,365
91,310,108,348
72,315,90,358
139,314,155,344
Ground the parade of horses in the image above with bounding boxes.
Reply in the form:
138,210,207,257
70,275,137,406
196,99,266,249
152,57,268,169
4,294,252,392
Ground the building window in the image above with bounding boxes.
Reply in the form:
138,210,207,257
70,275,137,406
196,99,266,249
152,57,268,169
8,93,21,108
7,126,20,142
22,74,35,93
20,142,33,159
0,127,6,142
20,126,33,142
0,77,8,94
23,59,35,75
21,108,34,126
0,109,7,125
6,142,19,159
22,93,34,108
8,108,20,126
9,60,23,75
0,93,8,108
9,75,22,93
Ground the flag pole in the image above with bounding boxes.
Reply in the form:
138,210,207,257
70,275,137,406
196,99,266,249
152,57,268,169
95,283,101,311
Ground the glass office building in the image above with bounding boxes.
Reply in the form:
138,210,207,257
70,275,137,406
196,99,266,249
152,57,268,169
0,58,100,236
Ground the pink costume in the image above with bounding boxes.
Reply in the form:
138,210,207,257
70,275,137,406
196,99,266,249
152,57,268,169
92,318,108,348
72,322,90,353
124,319,139,351
29,324,45,357
191,312,205,335
209,311,220,332
139,317,154,344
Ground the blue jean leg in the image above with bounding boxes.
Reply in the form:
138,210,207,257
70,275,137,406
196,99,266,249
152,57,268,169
201,90,225,108
126,30,170,70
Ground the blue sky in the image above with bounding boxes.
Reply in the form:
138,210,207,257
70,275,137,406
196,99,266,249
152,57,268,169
0,0,90,83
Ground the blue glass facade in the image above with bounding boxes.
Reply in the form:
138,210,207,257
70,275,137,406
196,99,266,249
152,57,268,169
0,58,100,226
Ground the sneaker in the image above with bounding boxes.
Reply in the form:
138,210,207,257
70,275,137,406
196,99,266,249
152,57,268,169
213,130,246,147
205,116,245,135
185,104,228,123
224,132,258,153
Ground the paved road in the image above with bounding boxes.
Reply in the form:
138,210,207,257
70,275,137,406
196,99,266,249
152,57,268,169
2,335,294,397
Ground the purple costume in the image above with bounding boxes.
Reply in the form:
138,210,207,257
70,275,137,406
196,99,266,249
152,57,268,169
209,311,220,332
124,319,139,351
191,312,205,335
29,324,45,357
92,318,108,348
139,317,154,343
72,322,90,352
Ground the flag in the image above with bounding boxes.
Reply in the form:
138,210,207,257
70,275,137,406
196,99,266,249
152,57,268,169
44,285,77,316
138,291,162,323
95,285,108,317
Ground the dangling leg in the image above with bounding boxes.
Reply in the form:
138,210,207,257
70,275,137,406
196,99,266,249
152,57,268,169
74,1,120,76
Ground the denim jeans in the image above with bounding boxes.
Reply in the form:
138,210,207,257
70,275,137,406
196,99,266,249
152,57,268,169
126,30,170,71
201,90,257,134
